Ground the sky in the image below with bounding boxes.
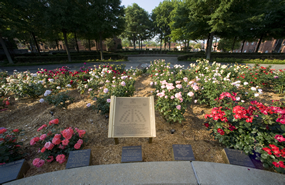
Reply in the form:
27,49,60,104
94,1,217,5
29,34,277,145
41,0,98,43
121,0,164,13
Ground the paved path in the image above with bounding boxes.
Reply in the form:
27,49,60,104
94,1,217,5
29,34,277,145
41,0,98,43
1,55,285,75
4,161,285,185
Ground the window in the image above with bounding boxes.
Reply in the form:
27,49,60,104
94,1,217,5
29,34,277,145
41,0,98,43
251,42,254,45
244,50,247,53
246,42,249,45
265,50,268,53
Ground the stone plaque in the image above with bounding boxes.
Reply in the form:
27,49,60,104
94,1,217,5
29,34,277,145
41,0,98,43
222,148,255,168
0,159,30,184
172,145,195,161
121,146,142,163
108,96,156,138
66,149,91,169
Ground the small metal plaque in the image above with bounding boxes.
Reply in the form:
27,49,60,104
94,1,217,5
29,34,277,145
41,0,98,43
108,96,156,138
223,148,255,168
172,144,195,161
66,149,91,169
0,159,29,184
121,146,142,163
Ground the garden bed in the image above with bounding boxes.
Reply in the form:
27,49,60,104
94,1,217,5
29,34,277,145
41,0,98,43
0,74,283,178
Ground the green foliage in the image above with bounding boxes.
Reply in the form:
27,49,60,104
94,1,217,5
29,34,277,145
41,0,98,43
0,129,26,164
45,91,74,108
218,39,241,52
123,3,152,49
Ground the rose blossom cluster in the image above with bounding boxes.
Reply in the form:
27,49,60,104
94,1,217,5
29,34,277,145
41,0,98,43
218,92,236,101
263,144,285,168
205,107,228,122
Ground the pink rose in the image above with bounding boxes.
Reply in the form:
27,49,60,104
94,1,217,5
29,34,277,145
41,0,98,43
46,156,54,163
77,139,83,145
33,158,45,168
62,129,72,140
176,105,181,110
62,139,69,146
44,141,54,150
78,130,86,138
54,134,61,139
56,154,66,164
52,137,61,145
40,134,47,141
74,143,81,149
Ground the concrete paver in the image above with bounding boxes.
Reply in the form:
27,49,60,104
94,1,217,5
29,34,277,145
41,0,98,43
192,161,285,185
4,161,198,185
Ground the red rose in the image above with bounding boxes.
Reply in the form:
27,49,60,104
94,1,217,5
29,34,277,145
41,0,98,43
5,101,10,106
49,119,59,125
13,129,19,133
217,128,225,135
204,123,209,128
0,128,7,134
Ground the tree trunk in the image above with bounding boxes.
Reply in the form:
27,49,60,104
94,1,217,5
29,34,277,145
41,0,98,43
231,36,237,53
100,34,103,60
96,39,99,51
31,32,41,56
0,32,13,64
240,40,245,53
63,30,72,62
74,32,79,52
29,39,34,52
160,38,162,51
187,40,190,52
88,39,90,51
255,34,263,53
206,32,213,60
133,35,136,50
55,40,59,51
205,34,210,55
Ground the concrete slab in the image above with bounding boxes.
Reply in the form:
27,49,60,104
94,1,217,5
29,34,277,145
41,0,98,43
4,161,198,185
192,161,285,185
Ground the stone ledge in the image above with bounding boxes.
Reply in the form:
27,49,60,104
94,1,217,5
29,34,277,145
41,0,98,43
4,161,198,185
192,161,285,185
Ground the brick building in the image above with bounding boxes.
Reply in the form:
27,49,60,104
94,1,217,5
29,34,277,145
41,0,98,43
232,39,285,53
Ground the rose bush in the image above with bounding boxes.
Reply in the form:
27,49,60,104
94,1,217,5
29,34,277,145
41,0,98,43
0,128,26,165
204,93,285,172
30,119,88,167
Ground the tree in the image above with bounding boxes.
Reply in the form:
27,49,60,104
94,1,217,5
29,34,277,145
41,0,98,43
123,3,150,50
105,38,116,51
194,43,202,50
218,38,240,52
44,0,88,62
87,0,125,59
152,1,176,50
82,39,95,51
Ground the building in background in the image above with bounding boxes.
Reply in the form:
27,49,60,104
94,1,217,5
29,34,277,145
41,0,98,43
233,39,285,53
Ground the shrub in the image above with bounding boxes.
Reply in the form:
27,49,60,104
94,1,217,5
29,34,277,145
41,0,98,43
31,119,88,167
0,128,26,164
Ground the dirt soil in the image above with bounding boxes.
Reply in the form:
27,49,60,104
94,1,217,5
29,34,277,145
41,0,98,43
0,74,283,178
